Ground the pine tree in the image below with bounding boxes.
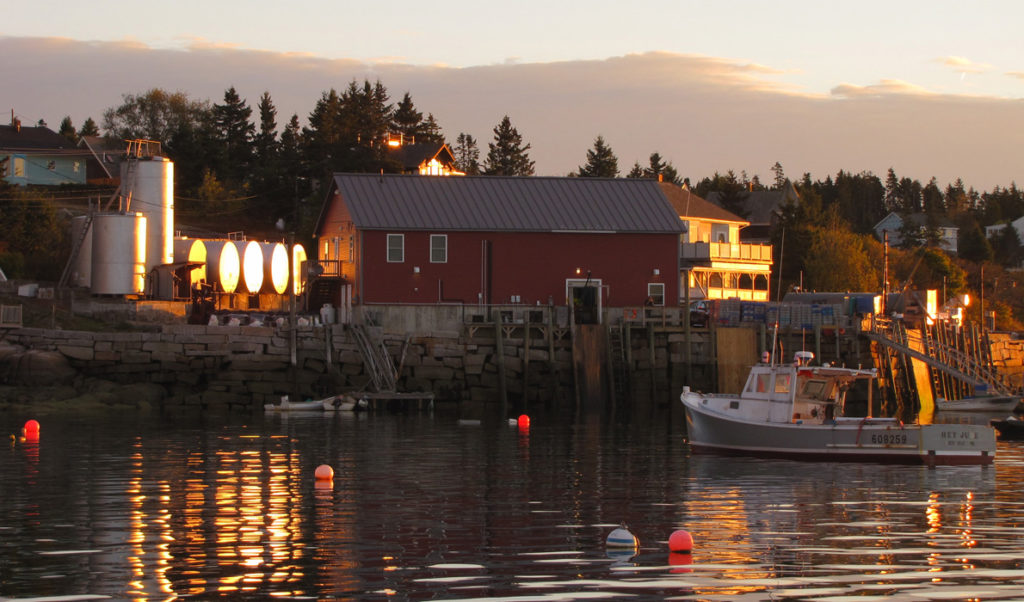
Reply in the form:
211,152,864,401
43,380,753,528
212,86,255,182
771,162,786,189
576,135,618,177
392,92,423,140
484,115,534,176
58,116,78,143
453,133,481,175
77,117,99,138
418,113,445,144
625,162,645,178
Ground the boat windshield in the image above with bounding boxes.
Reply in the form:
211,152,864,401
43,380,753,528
774,373,792,393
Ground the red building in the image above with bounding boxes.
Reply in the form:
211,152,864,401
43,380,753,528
313,174,685,317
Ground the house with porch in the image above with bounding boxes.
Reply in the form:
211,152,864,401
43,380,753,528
0,119,86,186
873,212,958,254
385,135,461,176
313,174,685,320
662,184,773,301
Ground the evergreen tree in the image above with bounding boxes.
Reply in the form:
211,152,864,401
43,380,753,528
884,168,900,211
576,135,619,177
625,162,645,178
771,161,786,189
959,222,994,263
484,115,534,176
251,92,281,213
58,116,77,143
392,92,423,140
212,86,255,182
418,113,445,144
711,170,751,218
922,177,944,214
990,225,1024,268
452,133,481,175
77,117,100,138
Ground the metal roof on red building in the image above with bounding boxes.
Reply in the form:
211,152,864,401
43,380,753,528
330,173,686,234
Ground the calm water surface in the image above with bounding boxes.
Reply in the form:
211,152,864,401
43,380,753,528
2,405,1024,601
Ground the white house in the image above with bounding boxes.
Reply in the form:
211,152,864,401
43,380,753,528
873,212,958,254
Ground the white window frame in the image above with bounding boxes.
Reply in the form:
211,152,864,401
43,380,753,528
387,234,404,263
430,234,448,263
648,282,665,306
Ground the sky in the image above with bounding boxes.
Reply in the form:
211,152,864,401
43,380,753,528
2,0,1023,190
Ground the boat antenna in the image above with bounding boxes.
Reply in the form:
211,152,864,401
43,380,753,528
770,228,785,365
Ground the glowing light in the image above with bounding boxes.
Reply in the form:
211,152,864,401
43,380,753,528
262,243,289,294
241,241,265,294
291,244,307,295
205,240,241,293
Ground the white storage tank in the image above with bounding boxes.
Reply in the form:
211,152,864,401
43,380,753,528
69,215,93,288
239,241,264,294
261,242,289,294
292,243,307,296
91,213,147,295
203,240,241,293
124,157,174,272
173,238,207,288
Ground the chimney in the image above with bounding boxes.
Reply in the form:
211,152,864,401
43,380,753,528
10,109,20,132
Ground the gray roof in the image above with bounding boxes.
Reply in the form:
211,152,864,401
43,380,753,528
330,174,686,233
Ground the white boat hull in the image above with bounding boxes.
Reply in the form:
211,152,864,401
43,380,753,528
683,395,995,466
936,395,1020,413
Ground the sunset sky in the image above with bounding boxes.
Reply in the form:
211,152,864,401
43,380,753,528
3,0,1022,189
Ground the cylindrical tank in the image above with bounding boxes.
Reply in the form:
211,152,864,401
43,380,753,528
173,238,207,288
69,215,93,288
124,158,174,271
292,243,307,295
260,242,289,294
203,240,240,293
239,241,264,294
91,212,147,295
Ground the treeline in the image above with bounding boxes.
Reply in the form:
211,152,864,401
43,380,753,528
16,79,1024,328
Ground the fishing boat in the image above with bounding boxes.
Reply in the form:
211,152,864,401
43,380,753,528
936,394,1020,413
680,354,996,466
991,416,1024,440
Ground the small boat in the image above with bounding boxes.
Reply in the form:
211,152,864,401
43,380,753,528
322,394,367,412
936,394,1020,413
680,354,996,466
991,416,1024,440
264,395,331,412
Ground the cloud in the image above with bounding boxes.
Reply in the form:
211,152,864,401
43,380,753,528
1006,71,1024,80
939,55,994,74
1,36,1021,190
830,79,936,98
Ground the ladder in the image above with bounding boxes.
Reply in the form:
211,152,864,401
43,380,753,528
350,323,399,392
608,322,628,398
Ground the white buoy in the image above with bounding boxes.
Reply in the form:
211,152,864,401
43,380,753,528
606,525,639,548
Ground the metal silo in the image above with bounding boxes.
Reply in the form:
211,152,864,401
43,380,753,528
123,157,174,273
91,213,147,295
203,240,241,293
69,215,93,288
260,242,289,294
173,238,207,289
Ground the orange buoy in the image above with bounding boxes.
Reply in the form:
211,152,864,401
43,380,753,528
517,414,530,429
23,420,40,435
668,529,694,553
314,464,334,481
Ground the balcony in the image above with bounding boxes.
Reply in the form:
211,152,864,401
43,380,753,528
681,241,773,264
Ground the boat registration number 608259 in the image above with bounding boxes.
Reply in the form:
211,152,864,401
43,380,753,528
871,433,908,445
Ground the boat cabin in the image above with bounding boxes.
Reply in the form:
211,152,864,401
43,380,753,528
740,361,876,424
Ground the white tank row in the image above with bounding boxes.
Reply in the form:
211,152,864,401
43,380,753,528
70,214,307,296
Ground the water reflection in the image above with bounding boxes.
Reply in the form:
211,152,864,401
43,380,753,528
1,411,1024,600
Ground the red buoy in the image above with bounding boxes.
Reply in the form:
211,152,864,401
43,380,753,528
23,420,40,435
517,414,530,429
314,464,334,481
669,529,694,553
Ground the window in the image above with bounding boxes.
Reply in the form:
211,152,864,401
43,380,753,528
430,234,447,263
47,161,56,171
73,161,80,173
647,282,664,306
387,234,404,262
13,157,25,177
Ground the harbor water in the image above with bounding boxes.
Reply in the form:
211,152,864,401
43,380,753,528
2,405,1024,601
